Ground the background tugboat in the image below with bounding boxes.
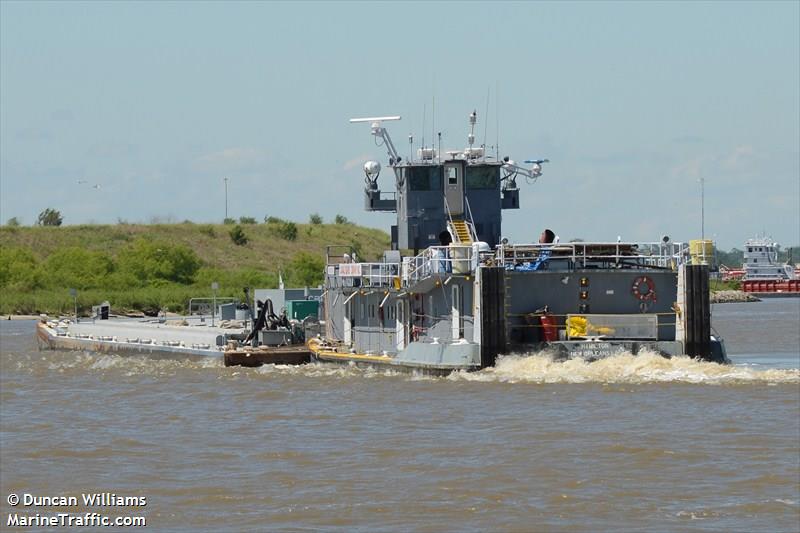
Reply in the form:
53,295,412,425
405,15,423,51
740,237,800,295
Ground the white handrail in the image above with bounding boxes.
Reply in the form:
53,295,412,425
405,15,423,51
496,241,690,269
404,245,474,285
463,196,478,242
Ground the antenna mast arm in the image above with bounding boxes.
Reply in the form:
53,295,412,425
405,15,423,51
376,127,400,162
350,116,402,163
502,162,545,181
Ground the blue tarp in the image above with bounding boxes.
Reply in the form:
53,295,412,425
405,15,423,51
510,249,551,271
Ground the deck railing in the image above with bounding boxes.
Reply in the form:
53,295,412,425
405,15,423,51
327,261,400,289
327,245,476,290
326,241,691,291
187,297,238,316
403,245,475,285
495,241,690,270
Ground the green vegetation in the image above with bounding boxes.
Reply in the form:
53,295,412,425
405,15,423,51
272,221,298,241
0,221,389,315
37,208,63,226
198,225,216,238
229,224,249,246
288,252,325,287
309,213,323,225
710,279,741,292
714,246,795,267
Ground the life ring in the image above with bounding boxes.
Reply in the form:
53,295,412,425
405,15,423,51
631,276,657,302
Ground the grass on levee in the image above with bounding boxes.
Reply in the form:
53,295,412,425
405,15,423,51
1,286,211,317
709,279,741,291
0,221,390,316
0,221,389,271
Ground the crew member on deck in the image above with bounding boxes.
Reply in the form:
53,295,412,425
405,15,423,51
434,230,452,273
439,230,453,246
539,229,555,244
531,228,556,271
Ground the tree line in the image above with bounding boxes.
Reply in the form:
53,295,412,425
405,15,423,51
6,209,353,228
0,237,324,315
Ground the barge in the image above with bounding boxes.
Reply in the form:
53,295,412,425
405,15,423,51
36,288,322,366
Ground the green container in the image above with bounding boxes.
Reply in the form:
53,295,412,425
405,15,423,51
285,300,319,321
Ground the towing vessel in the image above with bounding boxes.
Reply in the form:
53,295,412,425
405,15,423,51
740,237,800,295
308,112,728,373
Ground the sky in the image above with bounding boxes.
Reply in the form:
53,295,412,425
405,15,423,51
1,1,798,250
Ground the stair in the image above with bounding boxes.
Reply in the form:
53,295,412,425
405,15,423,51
451,219,473,244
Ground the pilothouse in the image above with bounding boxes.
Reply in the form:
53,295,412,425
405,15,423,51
355,113,545,250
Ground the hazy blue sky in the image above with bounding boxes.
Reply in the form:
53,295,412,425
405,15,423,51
1,1,798,250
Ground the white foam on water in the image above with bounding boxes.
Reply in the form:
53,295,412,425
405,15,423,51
255,361,405,380
13,348,799,385
450,349,800,385
12,350,224,376
90,355,124,370
248,350,799,385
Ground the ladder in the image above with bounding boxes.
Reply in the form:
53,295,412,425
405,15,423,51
450,219,474,244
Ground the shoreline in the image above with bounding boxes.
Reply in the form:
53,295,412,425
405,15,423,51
5,291,761,321
710,290,760,304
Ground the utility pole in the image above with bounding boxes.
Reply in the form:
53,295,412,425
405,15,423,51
700,176,705,241
223,177,229,220
69,288,77,323
211,282,218,327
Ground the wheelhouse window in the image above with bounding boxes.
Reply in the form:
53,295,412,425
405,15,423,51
446,166,458,185
465,166,498,189
408,166,442,191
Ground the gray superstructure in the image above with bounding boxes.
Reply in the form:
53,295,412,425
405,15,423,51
310,112,727,372
742,236,797,281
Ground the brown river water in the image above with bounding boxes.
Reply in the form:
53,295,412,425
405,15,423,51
1,298,798,532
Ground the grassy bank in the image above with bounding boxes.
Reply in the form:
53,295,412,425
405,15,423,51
709,279,741,292
0,221,390,315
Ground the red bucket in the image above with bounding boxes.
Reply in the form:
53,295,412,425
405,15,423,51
539,315,558,342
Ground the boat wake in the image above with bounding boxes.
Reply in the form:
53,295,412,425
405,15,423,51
6,349,798,385
453,350,800,385
6,350,223,377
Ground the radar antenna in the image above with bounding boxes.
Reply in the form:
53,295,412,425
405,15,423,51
501,157,550,187
350,116,402,164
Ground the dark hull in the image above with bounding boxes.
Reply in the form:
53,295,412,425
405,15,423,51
224,346,311,367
